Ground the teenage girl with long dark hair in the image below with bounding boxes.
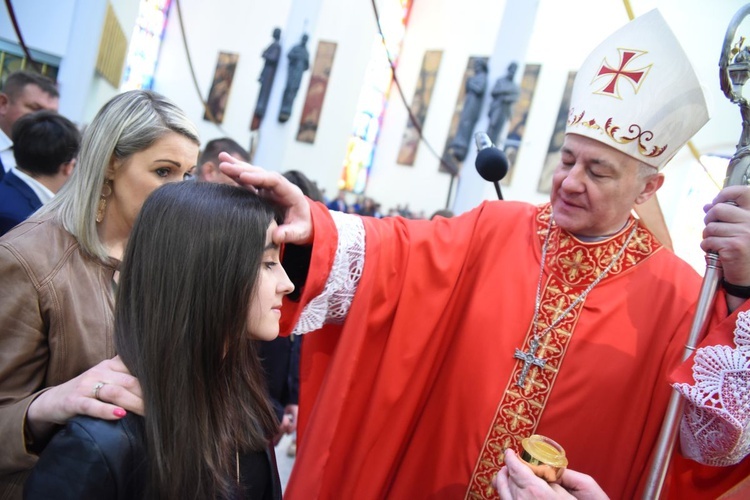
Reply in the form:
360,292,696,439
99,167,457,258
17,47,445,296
25,181,294,499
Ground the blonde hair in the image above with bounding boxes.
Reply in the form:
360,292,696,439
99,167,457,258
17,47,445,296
37,90,199,262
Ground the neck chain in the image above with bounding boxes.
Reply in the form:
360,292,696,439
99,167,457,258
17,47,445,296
236,450,240,484
514,217,638,387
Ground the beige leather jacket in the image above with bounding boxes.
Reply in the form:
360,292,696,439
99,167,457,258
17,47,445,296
0,214,117,499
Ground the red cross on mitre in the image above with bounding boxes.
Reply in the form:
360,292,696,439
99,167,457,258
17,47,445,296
592,48,652,99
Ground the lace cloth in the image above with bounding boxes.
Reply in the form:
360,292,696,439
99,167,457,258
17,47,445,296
291,211,365,335
674,310,750,466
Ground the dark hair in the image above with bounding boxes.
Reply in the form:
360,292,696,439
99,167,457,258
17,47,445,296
12,110,80,176
115,182,280,499
283,170,323,202
198,137,248,176
430,209,454,220
1,70,59,99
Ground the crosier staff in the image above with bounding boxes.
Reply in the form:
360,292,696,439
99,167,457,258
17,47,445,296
642,4,750,498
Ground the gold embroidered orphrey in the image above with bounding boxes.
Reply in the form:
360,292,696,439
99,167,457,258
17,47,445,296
465,204,661,499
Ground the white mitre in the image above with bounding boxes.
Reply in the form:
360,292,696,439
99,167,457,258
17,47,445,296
565,9,710,170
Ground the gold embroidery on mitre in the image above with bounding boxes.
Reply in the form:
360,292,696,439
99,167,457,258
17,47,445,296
465,204,661,499
567,110,668,159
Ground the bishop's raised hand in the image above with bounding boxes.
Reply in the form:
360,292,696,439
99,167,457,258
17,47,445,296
219,152,314,245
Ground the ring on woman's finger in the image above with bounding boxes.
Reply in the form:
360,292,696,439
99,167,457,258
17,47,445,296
92,382,105,400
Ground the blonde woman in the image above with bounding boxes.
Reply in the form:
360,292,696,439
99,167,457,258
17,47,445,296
0,90,199,498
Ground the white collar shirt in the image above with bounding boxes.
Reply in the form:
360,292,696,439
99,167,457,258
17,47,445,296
11,167,55,204
0,128,14,172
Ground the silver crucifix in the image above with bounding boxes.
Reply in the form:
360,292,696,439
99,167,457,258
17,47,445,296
514,338,547,387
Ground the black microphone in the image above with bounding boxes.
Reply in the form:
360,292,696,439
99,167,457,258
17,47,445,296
474,132,509,200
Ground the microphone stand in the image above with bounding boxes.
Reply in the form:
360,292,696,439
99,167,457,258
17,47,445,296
642,5,750,498
474,131,508,200
492,182,503,201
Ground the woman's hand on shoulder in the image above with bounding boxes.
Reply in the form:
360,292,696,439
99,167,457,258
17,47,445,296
25,356,143,441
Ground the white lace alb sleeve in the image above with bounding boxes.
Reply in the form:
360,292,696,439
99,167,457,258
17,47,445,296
291,211,365,335
674,309,750,466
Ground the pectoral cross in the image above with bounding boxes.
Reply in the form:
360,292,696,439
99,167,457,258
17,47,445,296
514,338,547,387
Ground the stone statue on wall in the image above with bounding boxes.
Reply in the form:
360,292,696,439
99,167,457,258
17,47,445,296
449,59,488,161
279,33,310,123
487,62,520,145
252,27,282,130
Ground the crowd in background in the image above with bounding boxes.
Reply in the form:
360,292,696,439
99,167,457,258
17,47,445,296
325,189,451,220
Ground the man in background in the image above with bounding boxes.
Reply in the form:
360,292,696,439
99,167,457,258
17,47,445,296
0,110,80,235
0,71,59,181
195,137,248,184
326,190,347,212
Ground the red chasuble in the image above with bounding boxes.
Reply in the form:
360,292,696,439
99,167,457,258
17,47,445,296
282,200,704,499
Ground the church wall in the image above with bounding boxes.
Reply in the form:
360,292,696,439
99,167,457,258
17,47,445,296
265,0,379,199
148,0,378,203
2,0,748,270
0,1,74,58
365,0,510,217
151,0,293,155
80,1,141,124
0,0,140,125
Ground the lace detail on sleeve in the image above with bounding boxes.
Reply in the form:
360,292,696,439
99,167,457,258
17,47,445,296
674,310,750,466
291,211,365,335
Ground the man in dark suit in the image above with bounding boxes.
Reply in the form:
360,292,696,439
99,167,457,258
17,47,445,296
0,110,80,235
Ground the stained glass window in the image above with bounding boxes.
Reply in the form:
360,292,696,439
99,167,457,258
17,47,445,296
339,0,412,193
121,0,172,91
